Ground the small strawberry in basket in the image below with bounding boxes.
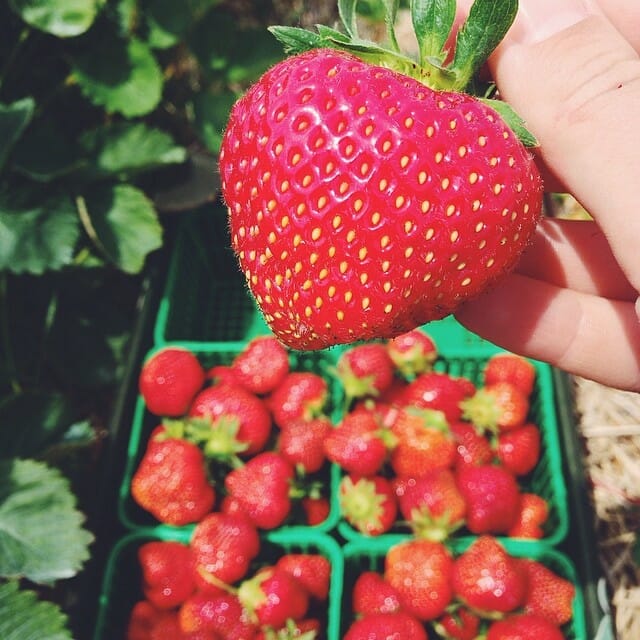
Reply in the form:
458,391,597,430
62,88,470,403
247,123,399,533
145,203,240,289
387,329,438,379
352,571,402,616
344,611,428,640
461,381,529,434
484,352,537,397
434,607,482,640
268,371,329,429
139,347,205,417
277,416,332,474
131,434,215,526
336,343,396,404
231,335,290,395
224,451,295,530
452,536,527,615
486,613,565,640
507,492,549,540
339,474,397,536
497,422,541,476
179,592,258,638
275,553,331,601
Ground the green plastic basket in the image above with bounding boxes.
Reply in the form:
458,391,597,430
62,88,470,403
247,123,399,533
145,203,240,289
341,536,587,640
336,356,570,547
118,343,345,533
93,526,344,640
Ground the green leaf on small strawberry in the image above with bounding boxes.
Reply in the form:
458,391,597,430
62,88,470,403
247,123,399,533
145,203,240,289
411,0,457,65
268,25,324,55
481,98,539,147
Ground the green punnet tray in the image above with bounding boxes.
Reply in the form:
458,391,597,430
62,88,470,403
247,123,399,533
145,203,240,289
93,526,344,640
336,356,570,547
117,343,345,533
341,536,587,640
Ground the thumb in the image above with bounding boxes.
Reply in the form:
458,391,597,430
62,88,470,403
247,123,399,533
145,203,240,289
459,0,640,293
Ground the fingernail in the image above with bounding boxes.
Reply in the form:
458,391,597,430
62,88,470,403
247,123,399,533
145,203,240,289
514,0,596,45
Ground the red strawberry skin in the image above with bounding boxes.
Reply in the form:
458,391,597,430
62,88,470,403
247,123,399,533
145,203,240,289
220,49,542,351
486,613,565,640
189,383,272,456
352,571,402,616
231,335,290,395
131,437,215,526
139,347,205,417
267,371,328,428
277,416,332,473
344,611,428,640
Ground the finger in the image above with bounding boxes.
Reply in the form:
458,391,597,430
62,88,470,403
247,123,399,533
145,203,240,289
594,0,640,53
483,0,640,293
515,217,637,300
454,273,640,392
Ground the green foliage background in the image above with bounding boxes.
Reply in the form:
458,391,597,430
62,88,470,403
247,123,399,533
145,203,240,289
0,0,298,636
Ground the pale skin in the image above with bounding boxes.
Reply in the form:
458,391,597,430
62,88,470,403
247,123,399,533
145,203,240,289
452,0,640,392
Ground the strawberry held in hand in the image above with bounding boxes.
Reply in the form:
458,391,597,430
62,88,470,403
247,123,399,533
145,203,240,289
219,0,542,350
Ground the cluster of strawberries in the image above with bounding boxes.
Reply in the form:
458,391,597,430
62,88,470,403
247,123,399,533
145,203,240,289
132,336,337,530
344,535,575,639
128,512,331,639
326,330,549,541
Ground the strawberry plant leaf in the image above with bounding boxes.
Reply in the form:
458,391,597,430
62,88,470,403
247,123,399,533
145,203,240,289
381,0,401,51
11,121,82,182
78,183,163,274
411,0,456,64
79,122,186,179
72,36,163,117
0,581,72,640
268,26,324,55
8,0,101,37
338,0,360,39
450,0,518,90
0,458,93,584
0,392,77,458
0,98,35,173
0,188,80,274
480,97,538,147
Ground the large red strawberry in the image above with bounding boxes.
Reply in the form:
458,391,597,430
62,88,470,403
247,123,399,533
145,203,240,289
220,11,543,352
452,536,527,615
139,347,205,417
343,611,428,640
190,512,261,589
131,436,215,526
224,451,295,529
267,371,329,428
455,463,521,534
189,383,272,457
231,335,290,395
336,343,396,403
138,541,195,610
384,539,454,621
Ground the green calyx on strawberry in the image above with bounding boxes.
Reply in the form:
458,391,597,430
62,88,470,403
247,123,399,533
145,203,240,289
220,0,543,351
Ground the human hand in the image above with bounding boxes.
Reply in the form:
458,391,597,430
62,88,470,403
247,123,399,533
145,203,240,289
453,0,640,391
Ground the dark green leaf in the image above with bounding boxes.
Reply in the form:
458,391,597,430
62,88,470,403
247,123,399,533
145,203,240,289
338,0,359,39
11,121,82,182
72,37,163,117
451,0,517,90
0,188,80,274
79,183,163,274
142,0,193,49
381,0,400,51
411,0,456,64
0,392,77,458
193,89,238,154
0,98,35,173
268,26,323,55
79,122,186,179
480,98,539,147
0,459,93,583
0,581,72,640
9,0,101,37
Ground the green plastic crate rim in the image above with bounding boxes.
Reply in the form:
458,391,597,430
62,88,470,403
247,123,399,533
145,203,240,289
117,343,345,533
336,356,570,547
93,526,344,640
151,205,506,355
341,536,588,640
